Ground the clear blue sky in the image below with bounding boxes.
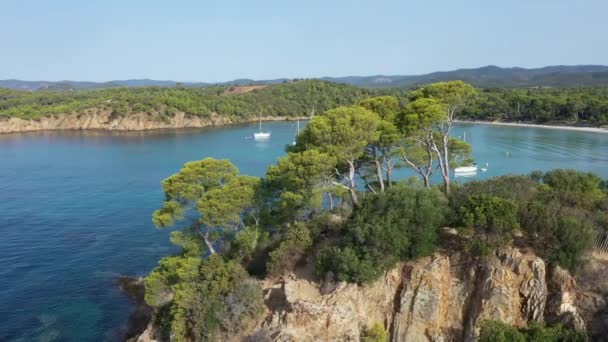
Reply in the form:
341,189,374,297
1,0,606,82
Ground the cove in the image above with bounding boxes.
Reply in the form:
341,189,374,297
0,121,607,341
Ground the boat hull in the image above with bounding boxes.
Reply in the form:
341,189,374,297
253,132,271,140
454,166,478,173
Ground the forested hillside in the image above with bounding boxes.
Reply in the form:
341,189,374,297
461,87,608,125
4,65,608,90
2,80,608,127
0,80,400,120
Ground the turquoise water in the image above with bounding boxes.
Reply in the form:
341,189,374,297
0,121,607,341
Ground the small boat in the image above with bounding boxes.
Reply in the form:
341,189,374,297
292,120,300,146
454,171,478,178
454,163,478,173
253,114,271,140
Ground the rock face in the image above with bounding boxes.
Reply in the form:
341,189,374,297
134,249,608,342
575,256,608,341
244,247,575,342
0,111,301,134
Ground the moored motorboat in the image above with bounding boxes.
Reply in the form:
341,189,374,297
454,165,478,173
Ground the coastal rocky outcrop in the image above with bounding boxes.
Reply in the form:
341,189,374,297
0,111,301,134
132,248,608,342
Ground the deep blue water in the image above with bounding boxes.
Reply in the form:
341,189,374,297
0,121,607,341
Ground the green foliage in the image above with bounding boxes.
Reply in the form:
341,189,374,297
218,278,265,335
518,169,604,272
460,87,608,126
451,175,539,207
317,185,448,283
0,80,393,121
458,194,519,255
479,320,587,342
479,320,526,342
152,158,260,255
267,222,313,276
145,254,263,341
398,98,446,132
541,169,604,207
361,322,388,342
409,81,477,115
296,105,381,162
266,150,336,219
230,227,262,260
358,96,400,121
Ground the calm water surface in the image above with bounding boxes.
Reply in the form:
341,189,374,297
0,121,607,341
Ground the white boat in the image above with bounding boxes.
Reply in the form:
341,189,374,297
292,120,300,145
454,165,478,173
253,115,271,140
454,171,478,178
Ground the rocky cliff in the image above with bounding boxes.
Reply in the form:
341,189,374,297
0,111,301,134
133,248,608,342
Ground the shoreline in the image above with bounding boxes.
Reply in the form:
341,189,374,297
0,114,309,135
454,119,608,134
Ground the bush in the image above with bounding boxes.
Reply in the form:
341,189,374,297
218,278,265,335
361,322,388,342
520,198,595,273
317,185,448,283
267,222,312,276
541,169,604,208
451,175,539,209
479,320,587,342
479,320,526,342
144,254,264,341
458,194,519,255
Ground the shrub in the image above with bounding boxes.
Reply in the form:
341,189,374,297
144,254,264,341
317,185,448,283
479,320,588,342
267,222,312,276
519,198,595,273
479,320,526,342
361,322,388,342
458,194,519,255
218,278,265,335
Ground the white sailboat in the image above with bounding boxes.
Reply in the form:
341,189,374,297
253,114,271,140
292,120,300,146
454,131,479,173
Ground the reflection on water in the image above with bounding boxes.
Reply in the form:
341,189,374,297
0,121,607,341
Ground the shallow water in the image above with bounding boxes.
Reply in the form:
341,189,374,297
0,121,606,341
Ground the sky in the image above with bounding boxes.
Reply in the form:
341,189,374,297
1,0,607,82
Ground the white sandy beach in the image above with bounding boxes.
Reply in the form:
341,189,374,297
455,120,608,134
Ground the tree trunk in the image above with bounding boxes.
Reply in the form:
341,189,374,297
375,159,385,192
432,139,450,194
442,133,451,194
347,160,359,206
201,231,216,254
385,158,392,188
422,174,430,188
327,192,334,210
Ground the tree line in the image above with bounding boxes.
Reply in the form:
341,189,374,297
141,80,607,340
2,80,608,127
461,87,608,125
0,80,401,121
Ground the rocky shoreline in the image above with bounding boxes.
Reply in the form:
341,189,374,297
0,111,308,134
125,246,608,341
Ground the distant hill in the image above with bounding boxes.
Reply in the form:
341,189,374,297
323,65,608,88
3,65,608,90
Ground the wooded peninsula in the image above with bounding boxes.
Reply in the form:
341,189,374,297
1,80,608,129
128,81,608,342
